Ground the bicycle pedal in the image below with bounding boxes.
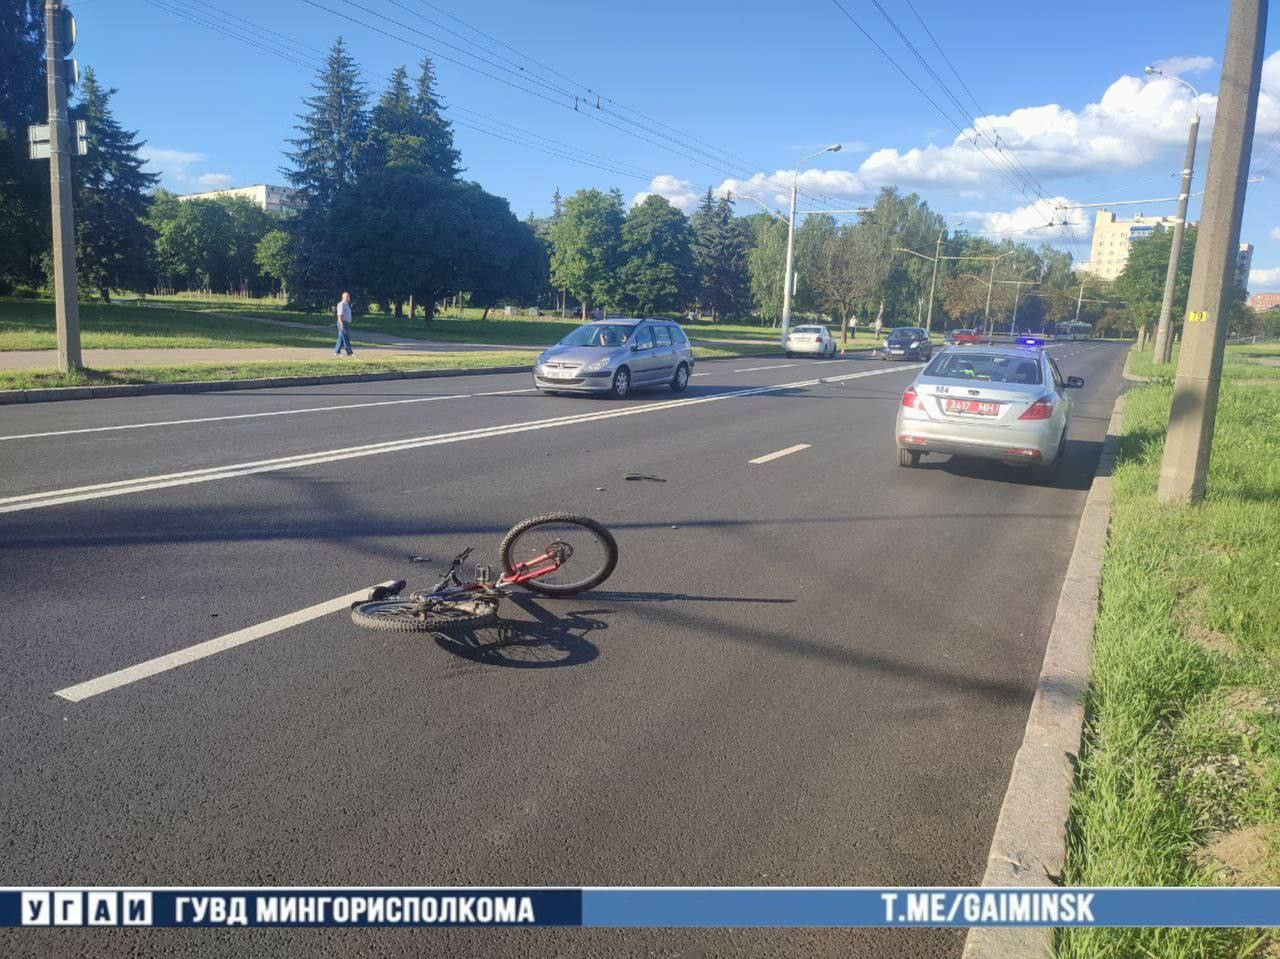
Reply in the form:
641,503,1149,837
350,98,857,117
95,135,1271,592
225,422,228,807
369,580,406,601
473,564,493,585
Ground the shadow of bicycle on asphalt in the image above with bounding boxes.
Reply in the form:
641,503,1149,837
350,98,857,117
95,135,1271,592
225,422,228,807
431,595,610,669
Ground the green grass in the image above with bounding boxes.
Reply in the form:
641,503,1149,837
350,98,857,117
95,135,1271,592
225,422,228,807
0,299,334,351
0,351,538,391
1057,380,1280,959
1128,341,1280,382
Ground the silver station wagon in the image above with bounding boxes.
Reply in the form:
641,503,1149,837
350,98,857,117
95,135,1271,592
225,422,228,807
895,343,1084,482
534,319,696,398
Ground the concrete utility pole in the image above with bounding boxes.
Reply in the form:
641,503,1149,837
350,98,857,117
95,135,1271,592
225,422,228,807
1158,0,1267,505
1147,65,1201,366
924,225,948,333
44,0,81,372
780,144,840,347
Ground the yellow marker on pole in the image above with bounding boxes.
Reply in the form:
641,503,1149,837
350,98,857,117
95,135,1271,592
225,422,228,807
1186,310,1209,323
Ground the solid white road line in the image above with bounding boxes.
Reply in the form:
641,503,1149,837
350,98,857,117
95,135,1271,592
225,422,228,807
733,363,799,373
0,388,540,442
748,443,811,465
2,365,918,514
54,581,398,702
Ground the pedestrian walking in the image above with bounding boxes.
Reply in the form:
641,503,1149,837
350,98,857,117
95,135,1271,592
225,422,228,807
334,291,354,357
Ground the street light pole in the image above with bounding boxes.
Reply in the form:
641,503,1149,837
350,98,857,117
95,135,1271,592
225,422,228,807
1146,65,1201,366
1158,0,1267,504
780,143,840,347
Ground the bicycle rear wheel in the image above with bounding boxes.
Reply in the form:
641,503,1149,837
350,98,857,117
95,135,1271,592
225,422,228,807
351,597,498,633
499,513,618,596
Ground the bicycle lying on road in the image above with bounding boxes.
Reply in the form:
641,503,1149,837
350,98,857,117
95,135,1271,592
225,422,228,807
351,513,619,633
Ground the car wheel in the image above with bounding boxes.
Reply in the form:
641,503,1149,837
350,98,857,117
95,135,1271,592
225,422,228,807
898,448,921,468
1031,431,1067,484
670,362,690,393
611,367,631,399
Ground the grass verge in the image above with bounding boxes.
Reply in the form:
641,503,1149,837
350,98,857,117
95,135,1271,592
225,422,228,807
0,351,538,391
1057,380,1280,959
0,344,781,392
1127,341,1280,382
0,299,335,351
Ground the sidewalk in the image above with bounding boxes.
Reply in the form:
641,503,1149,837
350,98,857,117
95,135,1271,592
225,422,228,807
226,312,535,351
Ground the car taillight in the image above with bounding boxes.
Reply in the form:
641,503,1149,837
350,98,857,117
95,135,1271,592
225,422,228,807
901,385,923,410
1018,394,1055,420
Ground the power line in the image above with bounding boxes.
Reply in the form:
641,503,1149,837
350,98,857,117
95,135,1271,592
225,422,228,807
141,0,664,184
350,0,849,210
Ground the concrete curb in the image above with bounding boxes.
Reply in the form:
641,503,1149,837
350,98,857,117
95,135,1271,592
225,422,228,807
1121,347,1152,384
961,393,1127,959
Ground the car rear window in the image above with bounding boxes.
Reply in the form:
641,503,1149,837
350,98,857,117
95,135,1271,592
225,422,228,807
924,352,1042,385
793,326,822,334
670,326,688,345
653,325,672,347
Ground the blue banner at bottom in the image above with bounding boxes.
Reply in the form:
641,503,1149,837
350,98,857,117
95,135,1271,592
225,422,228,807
4,887,1280,929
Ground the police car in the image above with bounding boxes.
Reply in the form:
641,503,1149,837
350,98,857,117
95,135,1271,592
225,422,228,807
894,337,1084,482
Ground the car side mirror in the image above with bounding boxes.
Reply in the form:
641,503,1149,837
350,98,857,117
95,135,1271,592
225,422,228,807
1066,376,1084,389
630,343,639,352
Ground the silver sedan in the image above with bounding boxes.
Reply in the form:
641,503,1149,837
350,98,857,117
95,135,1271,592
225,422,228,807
894,344,1083,482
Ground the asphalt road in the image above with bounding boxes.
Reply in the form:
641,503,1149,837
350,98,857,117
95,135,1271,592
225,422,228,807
0,342,1128,957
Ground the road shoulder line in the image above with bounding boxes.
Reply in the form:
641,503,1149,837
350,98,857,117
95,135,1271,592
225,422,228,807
962,394,1126,959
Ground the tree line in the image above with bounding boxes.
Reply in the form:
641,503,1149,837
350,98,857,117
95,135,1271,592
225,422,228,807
0,16,1132,333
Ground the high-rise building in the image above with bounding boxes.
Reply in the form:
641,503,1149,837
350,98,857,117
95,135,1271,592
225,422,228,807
1236,243,1253,290
1079,209,1189,281
177,184,303,215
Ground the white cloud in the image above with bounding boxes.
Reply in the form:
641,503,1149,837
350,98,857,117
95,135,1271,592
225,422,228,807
638,51,1280,233
139,146,204,174
1152,55,1215,76
631,174,703,212
1271,227,1280,241
195,172,232,188
961,196,1092,246
717,168,866,207
1250,266,1280,290
139,146,233,191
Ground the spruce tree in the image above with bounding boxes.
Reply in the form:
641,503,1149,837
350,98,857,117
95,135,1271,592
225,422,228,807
283,38,371,309
284,38,371,205
70,68,159,301
692,190,750,320
413,56,461,179
0,1,48,292
370,65,418,169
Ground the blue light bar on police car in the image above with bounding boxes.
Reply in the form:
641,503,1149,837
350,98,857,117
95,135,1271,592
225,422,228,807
1016,336,1045,348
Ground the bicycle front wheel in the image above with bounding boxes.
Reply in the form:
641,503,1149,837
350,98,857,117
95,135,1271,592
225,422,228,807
499,513,618,596
351,597,498,633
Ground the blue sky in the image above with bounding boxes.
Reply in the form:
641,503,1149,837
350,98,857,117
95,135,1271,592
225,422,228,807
75,0,1280,290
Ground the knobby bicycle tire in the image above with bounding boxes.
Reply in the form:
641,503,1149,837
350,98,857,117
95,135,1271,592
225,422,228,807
350,597,498,633
498,513,619,596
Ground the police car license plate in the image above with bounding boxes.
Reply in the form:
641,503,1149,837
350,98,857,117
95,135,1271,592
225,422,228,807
944,399,999,416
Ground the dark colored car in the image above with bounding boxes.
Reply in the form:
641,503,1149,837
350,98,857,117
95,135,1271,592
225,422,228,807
881,327,933,361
